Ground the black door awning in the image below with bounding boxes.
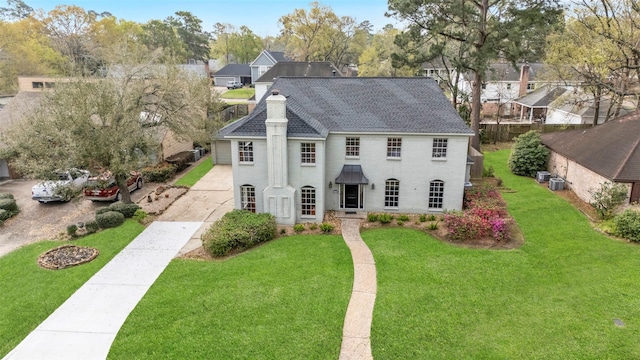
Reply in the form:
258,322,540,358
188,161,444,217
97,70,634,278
335,165,369,185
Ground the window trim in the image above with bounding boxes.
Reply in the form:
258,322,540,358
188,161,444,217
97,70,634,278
384,179,400,209
300,142,316,165
301,186,316,217
432,138,448,159
238,141,254,164
428,180,444,209
240,185,256,213
345,137,360,158
386,137,402,159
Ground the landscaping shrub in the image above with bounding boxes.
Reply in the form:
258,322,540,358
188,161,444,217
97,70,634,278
0,193,14,199
293,224,305,233
85,220,99,234
379,213,393,224
96,211,125,229
397,220,404,226
508,130,549,177
483,166,495,178
613,210,640,242
0,198,18,212
141,163,177,183
96,207,111,216
419,214,427,222
202,210,276,257
132,209,147,223
0,209,9,221
309,223,318,230
398,214,410,222
428,222,439,230
589,181,628,219
367,213,379,222
320,223,334,234
109,201,140,218
166,151,194,172
67,224,78,237
427,214,437,221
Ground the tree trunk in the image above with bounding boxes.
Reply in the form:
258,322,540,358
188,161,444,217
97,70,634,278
116,173,132,203
470,71,482,150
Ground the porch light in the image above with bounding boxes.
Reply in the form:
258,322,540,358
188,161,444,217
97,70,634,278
329,181,333,188
371,183,375,190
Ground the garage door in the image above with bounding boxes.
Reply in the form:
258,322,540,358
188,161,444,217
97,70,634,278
215,77,235,86
213,140,232,165
0,159,9,178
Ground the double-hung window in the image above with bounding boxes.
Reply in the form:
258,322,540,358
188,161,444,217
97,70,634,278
429,180,444,209
301,143,316,164
432,138,448,159
301,186,316,216
238,141,253,163
387,138,402,158
346,137,360,157
385,179,399,208
241,185,256,212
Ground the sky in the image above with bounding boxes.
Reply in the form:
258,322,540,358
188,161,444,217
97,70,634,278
25,0,401,37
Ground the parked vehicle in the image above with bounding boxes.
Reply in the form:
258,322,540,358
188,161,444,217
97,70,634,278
83,171,143,202
32,168,90,203
226,80,243,89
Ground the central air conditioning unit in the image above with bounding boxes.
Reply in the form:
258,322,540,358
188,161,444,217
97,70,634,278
549,178,565,191
536,171,551,183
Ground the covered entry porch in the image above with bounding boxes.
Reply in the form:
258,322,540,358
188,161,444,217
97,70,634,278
335,165,369,211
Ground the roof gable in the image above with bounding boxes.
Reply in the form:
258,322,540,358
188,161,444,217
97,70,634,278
541,110,640,181
219,77,473,139
250,50,288,67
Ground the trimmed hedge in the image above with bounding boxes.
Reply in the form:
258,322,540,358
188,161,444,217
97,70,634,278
96,207,111,216
202,210,276,257
0,193,14,199
508,130,549,177
96,211,125,229
0,198,18,212
141,163,177,183
613,210,640,242
0,209,9,221
85,220,100,234
109,201,140,218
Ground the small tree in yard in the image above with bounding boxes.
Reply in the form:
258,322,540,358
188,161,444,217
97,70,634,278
589,181,628,220
508,131,549,177
3,42,222,203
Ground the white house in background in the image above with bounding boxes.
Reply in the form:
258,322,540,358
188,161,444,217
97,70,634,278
545,93,633,125
254,61,342,102
249,50,288,84
215,77,474,225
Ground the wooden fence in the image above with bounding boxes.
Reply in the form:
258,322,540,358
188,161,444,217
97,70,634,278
480,123,592,143
218,104,249,122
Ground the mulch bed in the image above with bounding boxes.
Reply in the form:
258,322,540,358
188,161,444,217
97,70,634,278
136,185,189,215
38,244,99,270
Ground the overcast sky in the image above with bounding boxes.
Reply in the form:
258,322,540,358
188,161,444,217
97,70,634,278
26,0,402,37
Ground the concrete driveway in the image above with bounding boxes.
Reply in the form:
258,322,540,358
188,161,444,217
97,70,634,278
0,179,149,257
157,165,235,255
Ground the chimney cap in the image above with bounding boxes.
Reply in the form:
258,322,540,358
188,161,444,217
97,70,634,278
271,89,280,96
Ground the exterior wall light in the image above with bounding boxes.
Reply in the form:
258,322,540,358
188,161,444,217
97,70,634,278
371,183,375,190
329,181,333,188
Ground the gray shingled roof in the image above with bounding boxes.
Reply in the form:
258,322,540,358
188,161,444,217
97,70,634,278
513,85,568,107
256,62,341,83
267,51,288,62
541,110,640,182
219,77,473,139
214,64,251,76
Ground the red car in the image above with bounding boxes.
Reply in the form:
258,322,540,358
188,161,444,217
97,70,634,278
83,171,143,202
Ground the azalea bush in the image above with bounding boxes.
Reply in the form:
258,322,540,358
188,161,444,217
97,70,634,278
444,183,512,242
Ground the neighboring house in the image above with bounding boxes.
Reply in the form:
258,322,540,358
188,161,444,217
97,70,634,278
512,85,569,123
212,64,251,87
541,110,640,204
215,77,474,225
545,93,632,125
250,50,288,84
458,63,546,116
421,58,456,85
254,61,342,102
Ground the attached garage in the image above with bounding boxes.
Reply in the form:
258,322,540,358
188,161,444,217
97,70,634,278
212,140,232,165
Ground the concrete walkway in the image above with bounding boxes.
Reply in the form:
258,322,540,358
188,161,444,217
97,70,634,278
339,218,377,360
3,221,202,360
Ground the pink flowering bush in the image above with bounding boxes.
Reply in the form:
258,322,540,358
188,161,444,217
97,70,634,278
444,184,512,242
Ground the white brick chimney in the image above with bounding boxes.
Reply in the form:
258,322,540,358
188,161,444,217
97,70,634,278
263,90,296,225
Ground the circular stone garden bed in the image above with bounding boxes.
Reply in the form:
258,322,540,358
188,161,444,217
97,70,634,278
38,245,99,270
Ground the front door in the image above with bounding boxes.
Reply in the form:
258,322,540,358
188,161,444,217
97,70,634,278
345,185,359,208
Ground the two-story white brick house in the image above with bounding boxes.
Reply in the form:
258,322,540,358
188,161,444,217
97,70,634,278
216,77,474,224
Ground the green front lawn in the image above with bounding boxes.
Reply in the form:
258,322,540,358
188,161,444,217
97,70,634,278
109,234,353,359
173,156,213,187
220,88,255,99
366,150,640,359
0,220,144,357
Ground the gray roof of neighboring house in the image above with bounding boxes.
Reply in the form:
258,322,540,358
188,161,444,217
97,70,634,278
461,62,545,82
267,51,288,62
213,64,251,77
219,77,474,139
0,91,43,147
256,62,342,83
541,110,640,182
549,94,632,124
513,85,568,107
